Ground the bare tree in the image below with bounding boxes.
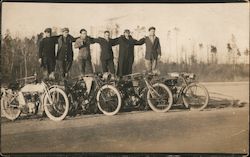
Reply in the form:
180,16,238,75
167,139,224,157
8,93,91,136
198,43,204,63
210,45,218,64
243,48,249,64
173,27,180,64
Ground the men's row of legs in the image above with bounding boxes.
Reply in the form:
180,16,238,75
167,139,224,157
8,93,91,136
42,58,158,79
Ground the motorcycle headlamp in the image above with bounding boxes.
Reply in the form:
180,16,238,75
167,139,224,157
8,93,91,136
189,73,195,79
102,72,112,81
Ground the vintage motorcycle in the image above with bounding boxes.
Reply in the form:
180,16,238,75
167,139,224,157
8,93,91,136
1,75,69,121
115,72,173,113
64,72,122,116
161,72,209,111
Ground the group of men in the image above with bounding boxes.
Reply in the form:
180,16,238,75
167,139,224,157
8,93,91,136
39,26,161,80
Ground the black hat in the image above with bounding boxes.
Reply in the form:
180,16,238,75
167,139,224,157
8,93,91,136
148,27,156,31
124,29,130,33
44,28,52,33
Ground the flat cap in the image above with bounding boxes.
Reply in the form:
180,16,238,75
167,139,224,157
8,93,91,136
62,27,69,32
44,28,52,33
124,29,130,33
148,27,156,31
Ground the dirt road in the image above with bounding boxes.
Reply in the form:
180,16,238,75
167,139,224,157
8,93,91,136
1,82,249,154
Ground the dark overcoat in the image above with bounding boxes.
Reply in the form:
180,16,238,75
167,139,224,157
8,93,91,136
39,36,58,68
114,35,143,77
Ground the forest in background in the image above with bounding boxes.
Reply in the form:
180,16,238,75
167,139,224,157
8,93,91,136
1,27,249,84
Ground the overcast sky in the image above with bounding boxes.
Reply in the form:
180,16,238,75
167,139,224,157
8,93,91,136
2,2,249,63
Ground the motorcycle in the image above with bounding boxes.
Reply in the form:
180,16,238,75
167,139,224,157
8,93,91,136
64,72,122,116
160,72,209,111
1,75,69,121
115,72,173,113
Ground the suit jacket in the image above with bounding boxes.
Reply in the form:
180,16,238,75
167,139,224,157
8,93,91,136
74,36,95,60
139,36,161,60
57,35,77,62
39,36,58,59
93,37,117,61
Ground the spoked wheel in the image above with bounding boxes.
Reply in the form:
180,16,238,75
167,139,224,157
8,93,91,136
43,87,69,121
147,83,173,113
182,83,209,111
97,85,122,116
1,96,21,120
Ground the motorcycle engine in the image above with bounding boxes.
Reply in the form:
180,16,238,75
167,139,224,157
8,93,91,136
73,81,89,110
22,93,39,114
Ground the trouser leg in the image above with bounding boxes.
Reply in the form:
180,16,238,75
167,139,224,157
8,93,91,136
85,59,93,74
145,59,152,72
107,59,115,74
80,59,86,75
47,59,55,79
152,59,158,71
65,60,72,77
101,60,108,73
42,68,48,79
55,60,63,81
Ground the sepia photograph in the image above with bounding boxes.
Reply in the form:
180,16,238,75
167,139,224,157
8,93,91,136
1,1,249,155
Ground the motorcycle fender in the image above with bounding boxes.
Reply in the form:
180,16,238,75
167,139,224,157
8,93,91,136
17,91,26,106
83,77,93,94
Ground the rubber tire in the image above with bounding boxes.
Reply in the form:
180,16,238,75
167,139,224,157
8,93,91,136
182,83,209,111
97,85,122,116
43,87,69,121
147,83,173,113
1,96,21,121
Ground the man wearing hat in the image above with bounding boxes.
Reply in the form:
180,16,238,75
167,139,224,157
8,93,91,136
38,28,58,79
56,27,78,79
90,30,118,74
137,26,161,72
113,29,144,77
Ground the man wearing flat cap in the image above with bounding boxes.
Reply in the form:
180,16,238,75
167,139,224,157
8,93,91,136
38,28,59,79
90,30,118,74
112,29,144,77
137,26,161,72
56,27,78,79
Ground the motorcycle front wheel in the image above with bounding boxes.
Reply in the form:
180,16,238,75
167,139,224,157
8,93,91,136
1,95,21,121
43,87,69,121
96,85,122,116
147,83,173,113
182,83,209,111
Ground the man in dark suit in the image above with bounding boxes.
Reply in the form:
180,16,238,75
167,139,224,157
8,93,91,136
92,31,117,74
113,29,144,77
55,28,78,79
38,28,58,79
138,27,161,72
